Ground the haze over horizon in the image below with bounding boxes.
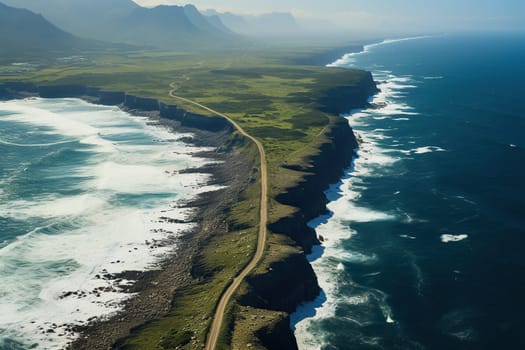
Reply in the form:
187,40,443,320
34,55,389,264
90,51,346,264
133,0,525,34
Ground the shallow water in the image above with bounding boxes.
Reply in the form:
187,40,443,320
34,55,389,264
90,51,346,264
0,98,218,349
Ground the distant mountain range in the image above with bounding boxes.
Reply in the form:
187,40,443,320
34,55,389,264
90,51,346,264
121,4,238,48
0,2,93,57
0,0,333,58
203,10,302,36
1,0,240,49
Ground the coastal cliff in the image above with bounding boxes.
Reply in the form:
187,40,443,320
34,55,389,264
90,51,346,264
236,75,377,348
236,117,360,348
0,82,232,133
0,73,377,349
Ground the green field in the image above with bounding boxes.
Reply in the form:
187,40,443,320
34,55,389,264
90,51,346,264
1,45,366,349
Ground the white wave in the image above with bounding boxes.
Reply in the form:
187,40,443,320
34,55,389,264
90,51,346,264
0,139,76,147
328,35,432,67
294,130,397,349
398,146,447,155
413,146,446,154
400,234,417,240
441,234,469,243
1,195,106,219
0,205,195,348
0,98,221,349
295,48,425,348
0,100,100,138
423,76,444,80
88,161,213,195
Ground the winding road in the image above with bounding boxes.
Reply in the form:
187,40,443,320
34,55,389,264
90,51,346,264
169,84,268,350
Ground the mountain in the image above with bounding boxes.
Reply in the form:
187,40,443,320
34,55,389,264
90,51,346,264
115,4,240,48
3,0,240,49
204,10,302,36
205,14,234,34
183,4,231,35
1,0,139,40
0,1,89,58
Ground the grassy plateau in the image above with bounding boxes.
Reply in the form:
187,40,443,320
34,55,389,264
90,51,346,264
0,44,367,349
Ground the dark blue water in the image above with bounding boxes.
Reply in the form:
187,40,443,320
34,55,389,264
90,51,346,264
293,34,525,349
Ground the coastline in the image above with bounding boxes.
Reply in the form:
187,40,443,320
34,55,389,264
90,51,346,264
0,84,248,349
284,47,383,347
289,38,426,347
0,72,378,349
232,73,378,348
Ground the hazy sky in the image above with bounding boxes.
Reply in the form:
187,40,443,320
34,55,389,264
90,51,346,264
133,0,525,33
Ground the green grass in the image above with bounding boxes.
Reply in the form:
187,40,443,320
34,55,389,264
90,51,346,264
1,46,370,349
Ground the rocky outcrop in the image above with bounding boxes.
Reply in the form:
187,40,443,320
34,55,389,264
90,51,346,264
98,90,125,105
320,71,378,114
239,252,320,313
240,78,375,349
0,82,37,99
124,94,159,111
272,117,359,253
0,83,232,133
38,84,87,98
256,314,298,350
238,116,358,319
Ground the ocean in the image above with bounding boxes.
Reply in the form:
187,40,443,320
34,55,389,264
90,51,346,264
292,33,525,349
0,98,218,349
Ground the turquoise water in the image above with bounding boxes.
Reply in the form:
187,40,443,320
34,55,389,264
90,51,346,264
0,98,216,349
293,34,525,349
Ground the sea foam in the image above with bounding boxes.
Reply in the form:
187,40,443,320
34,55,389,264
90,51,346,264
441,234,469,243
0,98,219,349
293,43,429,349
327,36,432,67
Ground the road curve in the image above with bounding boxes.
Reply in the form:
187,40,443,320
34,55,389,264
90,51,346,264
169,84,268,350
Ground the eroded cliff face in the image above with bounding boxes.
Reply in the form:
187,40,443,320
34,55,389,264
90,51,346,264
272,117,359,253
256,313,299,350
320,71,378,114
239,251,320,314
0,77,376,350
237,78,375,349
236,117,359,348
0,83,233,133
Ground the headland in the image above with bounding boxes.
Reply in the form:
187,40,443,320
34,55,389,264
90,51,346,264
0,47,377,349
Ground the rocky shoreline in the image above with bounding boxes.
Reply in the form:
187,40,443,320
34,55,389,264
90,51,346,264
0,82,253,349
0,75,377,349
237,96,375,348
228,73,378,347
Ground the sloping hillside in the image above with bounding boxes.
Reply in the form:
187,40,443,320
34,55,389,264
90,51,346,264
3,0,240,49
0,2,89,58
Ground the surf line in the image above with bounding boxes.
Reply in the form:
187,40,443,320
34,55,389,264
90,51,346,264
0,139,77,147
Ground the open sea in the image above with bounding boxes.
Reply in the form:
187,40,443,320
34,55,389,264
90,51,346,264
292,33,525,349
0,98,218,349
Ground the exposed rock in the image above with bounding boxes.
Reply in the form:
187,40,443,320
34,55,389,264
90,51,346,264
239,77,376,349
0,76,376,350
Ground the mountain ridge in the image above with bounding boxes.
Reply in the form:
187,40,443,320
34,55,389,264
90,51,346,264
203,9,302,36
2,0,239,49
0,1,95,59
